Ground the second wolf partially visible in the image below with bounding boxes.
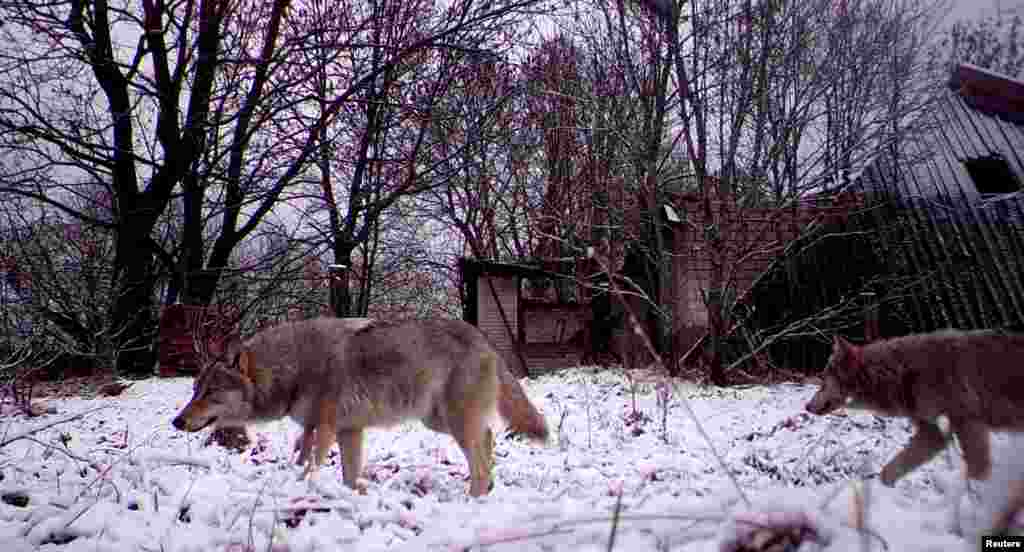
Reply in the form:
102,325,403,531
805,329,1024,486
171,317,548,497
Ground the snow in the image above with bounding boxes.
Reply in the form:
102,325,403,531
1,366,1019,551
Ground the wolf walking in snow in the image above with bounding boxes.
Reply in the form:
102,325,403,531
805,329,1024,486
172,316,549,496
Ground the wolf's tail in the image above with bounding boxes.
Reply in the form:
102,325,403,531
490,354,549,443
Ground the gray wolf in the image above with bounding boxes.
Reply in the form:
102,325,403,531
991,475,1024,536
172,317,548,496
805,329,1024,486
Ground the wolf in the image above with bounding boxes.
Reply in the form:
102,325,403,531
992,474,1024,536
805,329,1024,486
171,316,548,496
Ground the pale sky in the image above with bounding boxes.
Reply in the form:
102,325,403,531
949,0,1024,22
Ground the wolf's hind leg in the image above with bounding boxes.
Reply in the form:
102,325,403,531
302,399,339,479
451,411,495,497
989,474,1024,535
313,401,338,472
483,427,495,481
952,420,991,480
295,426,316,467
880,419,947,486
448,352,500,497
338,428,365,491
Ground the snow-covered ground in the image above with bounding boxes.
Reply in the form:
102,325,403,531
0,366,1018,551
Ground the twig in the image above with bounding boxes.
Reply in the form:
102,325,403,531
606,491,623,552
20,435,96,464
0,405,113,448
63,499,100,530
75,461,115,503
250,476,276,551
588,247,752,508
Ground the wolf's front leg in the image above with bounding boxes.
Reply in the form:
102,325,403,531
338,428,365,491
302,399,339,479
989,474,1024,535
952,420,991,481
880,419,947,486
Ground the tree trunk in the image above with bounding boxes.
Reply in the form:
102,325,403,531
111,227,158,376
183,228,239,309
705,287,727,386
178,168,210,305
330,243,355,317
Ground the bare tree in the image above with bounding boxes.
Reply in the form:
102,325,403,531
287,0,550,317
415,53,542,262
618,0,949,381
934,11,1024,78
0,187,118,370
0,0,550,373
513,0,950,381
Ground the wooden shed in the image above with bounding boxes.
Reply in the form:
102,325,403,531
459,258,591,376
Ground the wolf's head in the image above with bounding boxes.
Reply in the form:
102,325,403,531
172,351,257,432
805,335,863,415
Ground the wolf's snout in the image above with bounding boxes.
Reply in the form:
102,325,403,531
172,416,186,431
806,396,839,415
805,395,831,415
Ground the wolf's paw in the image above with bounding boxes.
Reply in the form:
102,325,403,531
965,460,992,481
341,478,369,495
879,467,900,487
300,461,322,481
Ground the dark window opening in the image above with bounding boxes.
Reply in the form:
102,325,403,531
521,275,578,304
963,154,1021,195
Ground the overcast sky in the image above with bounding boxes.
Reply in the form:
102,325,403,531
949,0,1024,22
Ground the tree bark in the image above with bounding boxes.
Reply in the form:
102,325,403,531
330,242,355,317
110,217,159,375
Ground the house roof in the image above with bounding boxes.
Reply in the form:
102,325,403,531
855,63,1024,219
457,257,553,279
949,63,1024,124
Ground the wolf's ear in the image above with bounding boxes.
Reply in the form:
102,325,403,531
832,335,852,353
236,349,272,389
833,336,865,367
236,350,255,380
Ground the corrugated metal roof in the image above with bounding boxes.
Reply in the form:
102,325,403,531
854,64,1024,223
